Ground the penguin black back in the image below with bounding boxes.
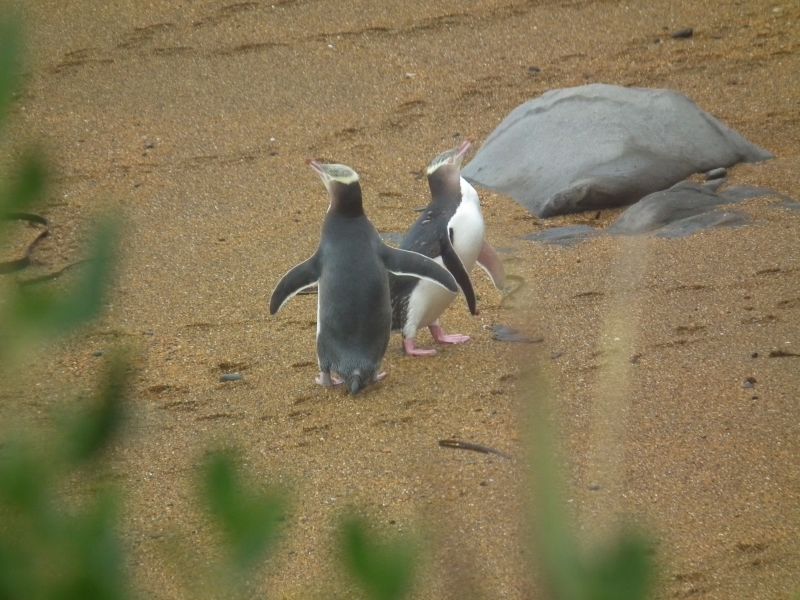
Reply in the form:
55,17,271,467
270,161,460,393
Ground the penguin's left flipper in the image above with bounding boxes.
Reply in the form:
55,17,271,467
379,245,458,293
476,240,506,290
269,253,320,315
441,230,477,315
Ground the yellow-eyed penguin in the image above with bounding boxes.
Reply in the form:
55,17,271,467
270,161,459,393
390,141,505,356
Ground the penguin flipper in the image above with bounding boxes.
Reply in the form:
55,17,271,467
441,229,478,316
476,239,506,290
269,253,320,315
379,245,458,293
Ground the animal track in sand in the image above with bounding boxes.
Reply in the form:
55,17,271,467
116,22,175,50
196,412,245,421
159,400,199,413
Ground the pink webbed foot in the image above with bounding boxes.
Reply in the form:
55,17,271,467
403,338,437,357
374,371,387,382
315,372,343,387
429,324,471,345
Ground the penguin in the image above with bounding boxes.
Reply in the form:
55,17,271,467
390,140,506,356
270,161,459,394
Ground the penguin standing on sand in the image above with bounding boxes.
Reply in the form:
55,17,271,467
270,161,459,394
391,140,506,356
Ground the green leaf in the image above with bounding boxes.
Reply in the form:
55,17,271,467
0,440,48,513
0,13,23,125
586,531,652,600
201,451,285,571
524,369,654,600
0,152,48,217
54,494,128,600
46,217,118,329
526,379,587,600
64,352,129,464
6,217,119,339
340,516,415,600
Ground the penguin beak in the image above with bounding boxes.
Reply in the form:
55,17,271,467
307,159,333,192
454,139,472,167
307,159,325,178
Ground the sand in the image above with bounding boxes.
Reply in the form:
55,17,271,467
3,0,799,597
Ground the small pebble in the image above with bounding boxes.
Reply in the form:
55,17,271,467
527,66,541,76
588,483,601,491
705,167,727,180
92,350,104,357
671,27,694,39
742,376,756,389
751,352,759,358
220,373,243,382
491,324,543,344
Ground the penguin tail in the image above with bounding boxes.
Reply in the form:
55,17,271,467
348,368,382,395
347,369,365,395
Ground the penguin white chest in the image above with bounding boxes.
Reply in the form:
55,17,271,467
448,178,485,270
404,257,456,334
403,178,486,336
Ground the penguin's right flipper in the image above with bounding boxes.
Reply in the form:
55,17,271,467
476,240,506,290
379,245,458,293
269,253,321,315
441,228,477,315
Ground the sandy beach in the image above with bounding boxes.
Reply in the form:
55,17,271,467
4,0,799,597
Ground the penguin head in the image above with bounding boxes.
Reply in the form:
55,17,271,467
426,140,472,202
308,160,364,217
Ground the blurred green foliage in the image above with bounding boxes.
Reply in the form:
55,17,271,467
200,450,286,573
0,364,129,600
0,14,130,599
340,515,416,600
0,12,22,127
0,12,658,600
527,370,654,600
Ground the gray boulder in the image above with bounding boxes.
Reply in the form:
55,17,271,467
462,84,773,218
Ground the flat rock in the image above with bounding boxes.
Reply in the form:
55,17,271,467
523,225,600,246
653,210,750,238
609,180,740,234
462,84,773,217
780,199,800,212
491,324,543,344
526,181,790,244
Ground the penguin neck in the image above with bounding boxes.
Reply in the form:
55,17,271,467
329,182,365,218
427,170,462,211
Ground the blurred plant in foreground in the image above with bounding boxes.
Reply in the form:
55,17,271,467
0,12,129,598
339,514,416,600
526,368,654,600
0,11,656,600
0,16,413,600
